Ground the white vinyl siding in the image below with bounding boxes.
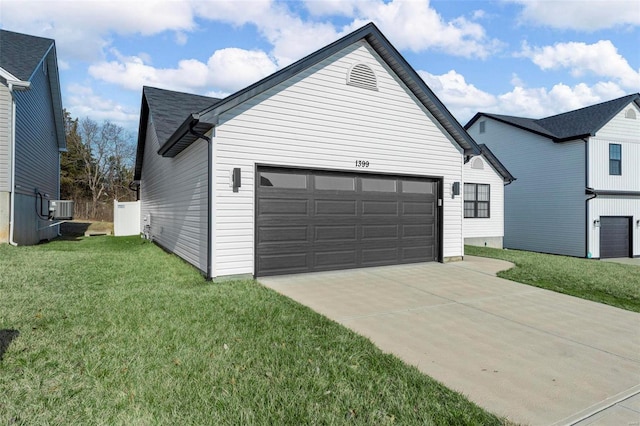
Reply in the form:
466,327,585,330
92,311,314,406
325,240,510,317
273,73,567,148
140,119,208,273
595,102,640,141
463,156,505,242
588,196,639,258
0,83,11,192
589,103,640,191
212,41,464,277
470,119,586,257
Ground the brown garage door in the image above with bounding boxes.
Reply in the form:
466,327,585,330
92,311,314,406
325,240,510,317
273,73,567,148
256,167,439,276
600,216,631,259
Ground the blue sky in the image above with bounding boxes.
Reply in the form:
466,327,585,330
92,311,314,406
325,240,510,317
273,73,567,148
1,0,639,132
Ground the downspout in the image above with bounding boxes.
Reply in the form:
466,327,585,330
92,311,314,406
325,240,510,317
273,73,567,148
57,152,62,236
188,121,213,281
7,80,31,246
584,138,593,258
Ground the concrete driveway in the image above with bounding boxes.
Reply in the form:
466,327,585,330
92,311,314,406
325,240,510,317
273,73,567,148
602,257,640,267
259,257,640,425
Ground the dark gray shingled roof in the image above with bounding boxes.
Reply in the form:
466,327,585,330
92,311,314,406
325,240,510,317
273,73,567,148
143,86,220,145
478,144,516,184
466,93,640,142
0,29,54,81
134,86,220,179
0,29,65,151
150,22,481,159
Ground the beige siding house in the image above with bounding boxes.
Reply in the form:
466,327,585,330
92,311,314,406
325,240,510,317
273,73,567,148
134,23,484,279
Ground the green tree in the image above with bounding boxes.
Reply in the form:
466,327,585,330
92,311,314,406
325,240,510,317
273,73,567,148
60,110,90,200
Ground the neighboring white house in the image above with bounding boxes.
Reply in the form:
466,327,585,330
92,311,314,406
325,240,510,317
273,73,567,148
466,94,640,259
0,30,66,245
133,23,485,279
463,144,515,248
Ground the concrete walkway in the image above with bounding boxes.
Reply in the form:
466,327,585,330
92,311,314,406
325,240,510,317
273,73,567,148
259,257,640,425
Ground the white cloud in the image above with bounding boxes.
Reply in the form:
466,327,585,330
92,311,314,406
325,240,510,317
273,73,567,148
0,0,196,61
175,32,188,46
193,0,342,66
66,83,138,128
418,69,496,122
197,0,503,63
419,69,627,122
471,9,486,20
88,47,277,94
303,0,362,16
342,0,504,59
206,48,278,90
496,82,627,118
521,40,640,90
509,0,640,31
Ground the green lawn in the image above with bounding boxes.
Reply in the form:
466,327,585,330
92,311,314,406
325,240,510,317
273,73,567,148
0,237,505,425
466,245,640,312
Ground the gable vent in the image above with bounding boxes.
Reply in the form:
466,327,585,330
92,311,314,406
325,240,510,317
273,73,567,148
471,157,484,170
347,63,378,91
625,108,636,119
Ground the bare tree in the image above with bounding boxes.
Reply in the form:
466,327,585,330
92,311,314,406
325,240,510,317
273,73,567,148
78,118,135,218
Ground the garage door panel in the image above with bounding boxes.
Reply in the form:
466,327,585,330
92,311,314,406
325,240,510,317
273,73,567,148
403,224,434,238
362,201,399,216
362,225,398,240
315,200,357,215
315,225,357,242
256,167,439,276
362,247,399,265
403,246,434,261
315,250,357,268
259,198,308,215
258,226,308,244
403,201,434,215
258,252,308,274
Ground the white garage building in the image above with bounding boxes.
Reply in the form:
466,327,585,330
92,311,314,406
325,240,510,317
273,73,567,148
133,23,484,279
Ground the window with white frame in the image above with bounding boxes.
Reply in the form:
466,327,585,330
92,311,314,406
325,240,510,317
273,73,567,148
464,183,490,218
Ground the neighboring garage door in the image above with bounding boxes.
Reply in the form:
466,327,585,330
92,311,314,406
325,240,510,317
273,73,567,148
600,216,631,258
256,167,439,276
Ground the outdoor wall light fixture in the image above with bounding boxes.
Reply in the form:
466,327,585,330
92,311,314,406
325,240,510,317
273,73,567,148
593,219,600,227
232,168,241,193
452,181,460,196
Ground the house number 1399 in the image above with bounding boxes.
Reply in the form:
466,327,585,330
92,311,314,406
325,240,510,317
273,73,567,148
355,160,370,167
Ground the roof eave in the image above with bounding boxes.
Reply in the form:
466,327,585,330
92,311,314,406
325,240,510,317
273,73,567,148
362,30,480,155
45,47,66,151
478,144,516,183
553,133,593,143
158,113,213,157
133,92,150,181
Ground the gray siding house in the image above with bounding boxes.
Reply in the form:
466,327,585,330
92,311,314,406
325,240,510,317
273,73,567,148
0,30,66,245
466,94,640,259
134,23,484,279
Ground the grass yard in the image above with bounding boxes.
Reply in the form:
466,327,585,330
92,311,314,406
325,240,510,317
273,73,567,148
466,245,640,313
0,237,505,425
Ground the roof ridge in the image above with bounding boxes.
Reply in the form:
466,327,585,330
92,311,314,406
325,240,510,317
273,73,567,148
537,93,639,122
